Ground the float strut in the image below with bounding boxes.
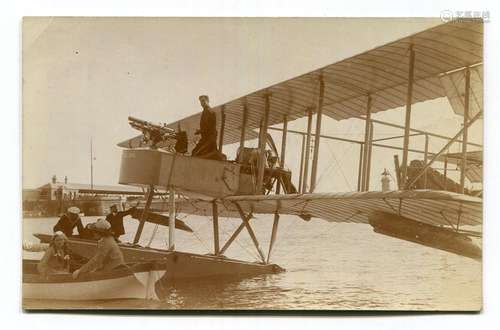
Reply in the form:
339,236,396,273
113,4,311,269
234,203,266,263
267,212,280,263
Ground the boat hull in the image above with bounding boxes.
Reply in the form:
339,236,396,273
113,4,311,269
34,234,284,281
23,260,167,301
24,274,147,301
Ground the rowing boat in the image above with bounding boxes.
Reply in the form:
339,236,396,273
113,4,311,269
22,259,167,301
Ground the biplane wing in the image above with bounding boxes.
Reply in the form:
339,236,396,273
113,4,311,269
174,190,482,228
117,20,483,261
440,64,483,118
169,190,482,259
163,21,482,152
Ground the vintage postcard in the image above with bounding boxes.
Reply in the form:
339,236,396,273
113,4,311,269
22,17,483,310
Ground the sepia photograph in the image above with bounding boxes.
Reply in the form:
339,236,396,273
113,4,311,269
21,16,483,311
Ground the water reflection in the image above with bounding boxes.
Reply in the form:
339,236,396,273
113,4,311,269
23,216,481,310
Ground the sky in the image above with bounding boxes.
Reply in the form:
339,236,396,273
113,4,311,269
22,17,482,191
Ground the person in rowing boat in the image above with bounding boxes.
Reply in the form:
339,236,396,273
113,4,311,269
72,219,126,279
37,231,71,276
105,204,136,242
53,206,84,237
191,95,226,160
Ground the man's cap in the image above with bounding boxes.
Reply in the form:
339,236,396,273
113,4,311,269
198,95,209,101
67,206,80,214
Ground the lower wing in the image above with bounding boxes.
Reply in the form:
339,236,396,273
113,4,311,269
171,190,482,259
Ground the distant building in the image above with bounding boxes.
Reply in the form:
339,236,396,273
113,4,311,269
22,176,145,217
36,181,144,201
22,189,41,202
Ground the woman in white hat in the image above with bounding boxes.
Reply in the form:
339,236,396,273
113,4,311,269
72,219,126,279
37,231,71,276
53,206,84,237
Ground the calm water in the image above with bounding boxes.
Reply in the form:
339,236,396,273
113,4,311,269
22,215,481,310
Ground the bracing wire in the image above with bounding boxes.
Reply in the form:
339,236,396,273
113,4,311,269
313,118,356,191
145,188,167,248
315,135,354,191
330,143,354,190
191,228,212,254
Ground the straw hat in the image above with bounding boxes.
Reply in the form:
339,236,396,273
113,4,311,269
67,206,80,215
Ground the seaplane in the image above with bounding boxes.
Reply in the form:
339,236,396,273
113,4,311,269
30,19,483,299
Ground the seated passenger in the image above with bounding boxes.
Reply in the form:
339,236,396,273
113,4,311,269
72,219,126,279
53,206,84,237
37,231,71,276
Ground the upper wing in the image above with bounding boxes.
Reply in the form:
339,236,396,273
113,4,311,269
440,64,483,118
173,190,482,228
165,21,482,151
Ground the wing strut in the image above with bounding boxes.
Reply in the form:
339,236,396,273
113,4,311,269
459,67,471,193
212,201,220,255
266,211,280,263
133,185,154,244
168,187,176,251
256,93,271,194
401,44,416,188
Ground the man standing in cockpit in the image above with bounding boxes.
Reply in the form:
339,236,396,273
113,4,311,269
191,94,219,158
